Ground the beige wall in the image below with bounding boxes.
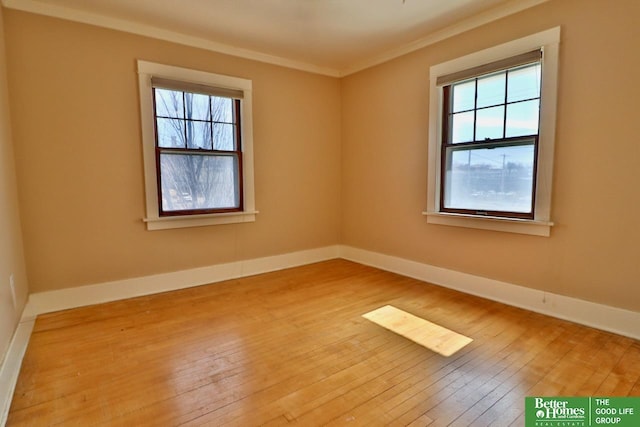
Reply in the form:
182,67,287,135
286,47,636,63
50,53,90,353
0,5,28,360
341,0,640,312
2,0,639,315
4,10,342,293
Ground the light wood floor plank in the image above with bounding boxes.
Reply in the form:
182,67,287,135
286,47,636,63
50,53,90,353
420,316,566,426
462,324,600,426
447,319,571,426
7,260,640,426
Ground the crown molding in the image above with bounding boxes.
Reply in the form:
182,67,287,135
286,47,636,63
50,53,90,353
339,0,551,76
1,0,342,77
2,0,550,78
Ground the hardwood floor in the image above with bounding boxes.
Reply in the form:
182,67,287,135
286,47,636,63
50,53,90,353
7,260,640,426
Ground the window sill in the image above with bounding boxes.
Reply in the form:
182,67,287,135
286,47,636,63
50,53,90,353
422,211,552,237
143,210,258,230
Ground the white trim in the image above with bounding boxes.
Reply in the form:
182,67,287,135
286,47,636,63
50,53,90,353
17,243,640,339
0,0,341,77
22,245,340,319
340,0,551,76
1,0,549,78
5,243,640,424
3,246,338,422
0,318,35,427
339,246,640,341
137,60,257,230
426,27,560,236
423,211,553,237
143,210,259,230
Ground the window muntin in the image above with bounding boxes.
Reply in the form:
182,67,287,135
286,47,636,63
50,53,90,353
152,85,243,216
138,61,256,231
441,61,541,219
425,28,559,236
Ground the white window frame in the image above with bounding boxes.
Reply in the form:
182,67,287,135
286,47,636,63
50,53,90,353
424,27,560,237
137,60,257,230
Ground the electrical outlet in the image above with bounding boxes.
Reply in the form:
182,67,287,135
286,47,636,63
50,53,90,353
9,274,17,309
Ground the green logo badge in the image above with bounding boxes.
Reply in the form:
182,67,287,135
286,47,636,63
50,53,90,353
525,397,640,426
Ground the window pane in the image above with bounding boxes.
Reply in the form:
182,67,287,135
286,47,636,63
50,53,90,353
451,111,474,143
506,100,539,137
156,118,185,148
154,89,184,118
211,97,234,123
185,121,212,149
444,144,535,213
476,106,504,140
452,80,475,113
477,72,505,108
507,63,541,102
159,153,239,212
213,123,236,150
185,93,210,121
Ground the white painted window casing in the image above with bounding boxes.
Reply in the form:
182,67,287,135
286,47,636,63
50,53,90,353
137,60,257,230
424,27,560,237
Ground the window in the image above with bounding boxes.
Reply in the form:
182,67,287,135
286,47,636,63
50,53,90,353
138,61,256,230
441,52,541,220
425,28,560,236
153,80,243,215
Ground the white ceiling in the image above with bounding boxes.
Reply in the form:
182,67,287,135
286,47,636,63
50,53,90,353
3,0,548,76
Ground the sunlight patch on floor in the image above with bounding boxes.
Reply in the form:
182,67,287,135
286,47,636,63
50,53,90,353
362,305,473,357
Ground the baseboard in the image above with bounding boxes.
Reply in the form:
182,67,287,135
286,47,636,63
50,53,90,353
4,244,639,426
23,245,340,319
0,318,35,427
22,243,640,340
2,245,339,425
339,245,640,341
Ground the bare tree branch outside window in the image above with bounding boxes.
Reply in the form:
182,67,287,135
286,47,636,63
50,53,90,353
153,88,241,215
